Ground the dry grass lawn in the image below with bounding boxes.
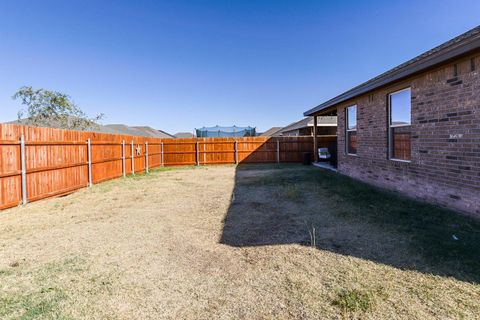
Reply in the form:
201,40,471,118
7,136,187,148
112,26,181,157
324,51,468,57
0,164,479,319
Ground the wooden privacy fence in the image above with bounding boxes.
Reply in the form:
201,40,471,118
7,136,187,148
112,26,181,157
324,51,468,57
0,124,335,210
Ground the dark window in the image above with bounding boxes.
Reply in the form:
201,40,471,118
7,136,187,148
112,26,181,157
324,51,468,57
346,105,357,155
388,88,411,161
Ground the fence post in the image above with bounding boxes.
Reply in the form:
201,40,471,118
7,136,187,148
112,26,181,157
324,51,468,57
276,139,280,163
145,141,149,173
131,141,135,175
20,134,27,205
234,140,238,164
122,140,126,178
161,142,164,167
196,141,200,166
87,138,92,187
203,139,206,164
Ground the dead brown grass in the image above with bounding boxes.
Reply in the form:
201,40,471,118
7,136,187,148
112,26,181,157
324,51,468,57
0,165,479,319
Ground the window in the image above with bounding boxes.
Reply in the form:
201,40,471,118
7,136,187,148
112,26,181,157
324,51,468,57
346,105,357,155
388,88,411,161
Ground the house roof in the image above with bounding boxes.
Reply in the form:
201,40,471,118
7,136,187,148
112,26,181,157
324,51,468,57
279,116,337,134
96,124,174,138
259,127,283,137
304,25,480,116
133,126,175,138
174,132,195,138
156,129,176,139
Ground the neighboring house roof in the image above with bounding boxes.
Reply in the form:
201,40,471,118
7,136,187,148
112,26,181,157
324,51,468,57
279,116,337,134
174,132,195,138
304,25,480,116
259,127,283,137
96,124,174,138
133,126,175,138
156,129,176,139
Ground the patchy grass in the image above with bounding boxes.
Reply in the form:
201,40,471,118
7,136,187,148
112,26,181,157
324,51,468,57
283,184,303,202
0,164,479,319
231,163,480,283
0,258,80,319
0,289,67,320
0,268,14,276
332,289,376,313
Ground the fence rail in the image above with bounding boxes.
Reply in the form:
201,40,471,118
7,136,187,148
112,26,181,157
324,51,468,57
0,124,335,210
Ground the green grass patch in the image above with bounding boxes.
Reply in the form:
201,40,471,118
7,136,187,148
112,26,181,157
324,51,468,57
0,287,67,320
0,257,86,319
283,184,303,202
0,269,14,276
332,289,375,313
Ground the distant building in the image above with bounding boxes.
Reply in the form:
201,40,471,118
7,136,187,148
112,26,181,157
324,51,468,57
96,124,174,138
174,132,195,138
259,127,283,137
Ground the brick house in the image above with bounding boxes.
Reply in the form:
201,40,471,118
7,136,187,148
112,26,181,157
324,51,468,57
304,26,480,216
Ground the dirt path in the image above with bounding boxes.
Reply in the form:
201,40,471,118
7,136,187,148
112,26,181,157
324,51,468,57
0,165,479,319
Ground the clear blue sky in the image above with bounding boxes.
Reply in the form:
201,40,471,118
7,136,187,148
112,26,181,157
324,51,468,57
0,1,479,134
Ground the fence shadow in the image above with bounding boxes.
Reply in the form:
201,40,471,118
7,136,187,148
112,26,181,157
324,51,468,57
220,164,480,284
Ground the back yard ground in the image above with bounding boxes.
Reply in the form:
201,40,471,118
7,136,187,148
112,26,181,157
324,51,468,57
0,164,479,319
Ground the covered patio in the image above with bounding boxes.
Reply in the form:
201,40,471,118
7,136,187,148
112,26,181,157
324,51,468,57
311,108,338,168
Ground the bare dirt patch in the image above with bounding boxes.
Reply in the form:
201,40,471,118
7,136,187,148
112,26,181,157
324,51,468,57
0,164,479,319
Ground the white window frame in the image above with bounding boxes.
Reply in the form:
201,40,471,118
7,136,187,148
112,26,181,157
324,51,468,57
345,105,357,155
388,87,411,162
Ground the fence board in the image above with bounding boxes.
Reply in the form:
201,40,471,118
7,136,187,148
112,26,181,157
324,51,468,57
0,123,335,210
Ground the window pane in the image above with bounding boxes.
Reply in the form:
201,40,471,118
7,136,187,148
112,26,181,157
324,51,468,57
391,127,411,160
347,131,357,154
390,89,411,125
347,105,357,130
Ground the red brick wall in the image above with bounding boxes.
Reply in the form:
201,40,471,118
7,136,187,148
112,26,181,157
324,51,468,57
336,52,480,216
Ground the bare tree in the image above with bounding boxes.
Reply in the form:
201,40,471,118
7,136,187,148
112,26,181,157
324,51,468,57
13,86,104,130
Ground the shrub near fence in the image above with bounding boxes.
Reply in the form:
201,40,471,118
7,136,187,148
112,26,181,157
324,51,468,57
0,124,335,210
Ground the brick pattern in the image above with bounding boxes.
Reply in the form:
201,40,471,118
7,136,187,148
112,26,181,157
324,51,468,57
336,53,480,216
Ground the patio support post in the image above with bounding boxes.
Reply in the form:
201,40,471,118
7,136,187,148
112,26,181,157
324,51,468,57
145,142,149,173
196,141,200,166
131,141,135,175
122,140,126,177
87,138,92,187
313,115,318,163
203,139,206,164
20,134,27,204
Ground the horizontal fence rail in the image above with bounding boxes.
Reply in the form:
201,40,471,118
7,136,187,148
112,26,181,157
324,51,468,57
0,123,335,210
